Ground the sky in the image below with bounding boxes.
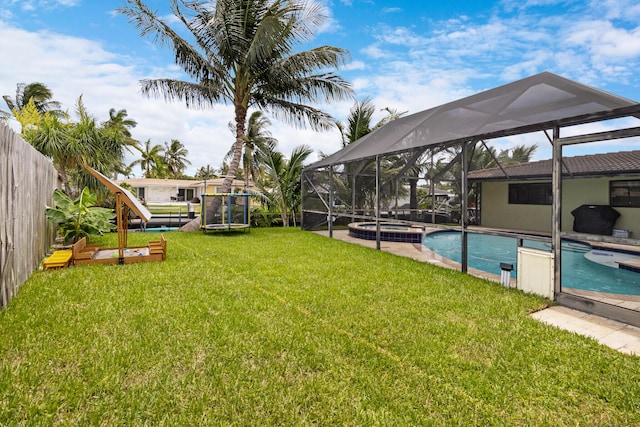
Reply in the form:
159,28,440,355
1,0,640,177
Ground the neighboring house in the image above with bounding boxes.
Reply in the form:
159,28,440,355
116,178,252,203
468,150,640,237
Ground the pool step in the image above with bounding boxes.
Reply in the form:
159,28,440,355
618,260,640,273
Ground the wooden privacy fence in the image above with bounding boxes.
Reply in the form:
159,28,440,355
0,123,58,308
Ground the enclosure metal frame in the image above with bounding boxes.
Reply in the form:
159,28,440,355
302,73,640,327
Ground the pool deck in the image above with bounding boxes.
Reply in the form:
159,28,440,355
314,229,640,356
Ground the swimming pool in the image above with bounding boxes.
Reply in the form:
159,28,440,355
423,231,640,296
133,226,179,232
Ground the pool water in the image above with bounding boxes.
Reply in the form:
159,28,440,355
423,231,640,296
134,226,179,232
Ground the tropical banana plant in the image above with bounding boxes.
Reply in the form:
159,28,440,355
45,188,115,243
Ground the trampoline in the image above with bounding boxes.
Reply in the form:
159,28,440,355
200,193,251,233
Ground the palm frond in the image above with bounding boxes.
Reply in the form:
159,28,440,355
140,79,228,108
119,0,225,85
256,96,335,131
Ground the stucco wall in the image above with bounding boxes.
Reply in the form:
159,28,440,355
479,176,640,237
149,186,180,203
479,181,552,232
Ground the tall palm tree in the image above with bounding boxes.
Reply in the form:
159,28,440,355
68,97,111,196
337,98,375,147
119,0,353,228
195,164,218,193
497,144,538,166
195,164,217,180
131,139,165,178
258,144,313,226
26,113,74,194
332,99,408,214
3,82,63,124
226,111,277,189
102,108,138,149
103,108,137,137
335,99,408,148
102,108,140,178
164,139,191,178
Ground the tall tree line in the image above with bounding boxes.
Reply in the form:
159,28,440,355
3,82,194,195
3,83,138,198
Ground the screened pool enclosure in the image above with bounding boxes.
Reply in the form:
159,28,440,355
301,72,640,327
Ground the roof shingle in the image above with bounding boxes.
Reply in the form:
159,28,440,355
468,150,640,180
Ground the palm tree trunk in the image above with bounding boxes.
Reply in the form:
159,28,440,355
181,106,247,231
58,163,73,196
206,105,246,223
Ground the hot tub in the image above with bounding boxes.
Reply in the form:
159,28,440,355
348,222,425,243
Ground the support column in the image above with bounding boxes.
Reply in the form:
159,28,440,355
300,172,305,230
116,192,124,263
375,155,381,250
430,152,436,224
328,166,334,238
461,142,470,273
552,127,562,295
352,173,356,223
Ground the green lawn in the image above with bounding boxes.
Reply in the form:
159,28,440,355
1,228,639,425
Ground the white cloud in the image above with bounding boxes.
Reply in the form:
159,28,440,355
375,25,429,47
360,43,394,59
563,21,640,59
501,50,553,81
342,60,366,71
588,0,640,20
312,1,341,35
3,0,79,12
362,1,640,90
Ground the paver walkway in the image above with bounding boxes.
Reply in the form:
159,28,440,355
530,306,640,356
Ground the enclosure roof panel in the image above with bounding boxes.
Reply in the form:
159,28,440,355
306,72,639,170
468,150,640,180
86,166,152,222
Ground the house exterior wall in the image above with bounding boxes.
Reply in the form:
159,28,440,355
479,176,640,237
129,184,203,203
117,179,254,204
480,181,552,232
150,185,183,202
